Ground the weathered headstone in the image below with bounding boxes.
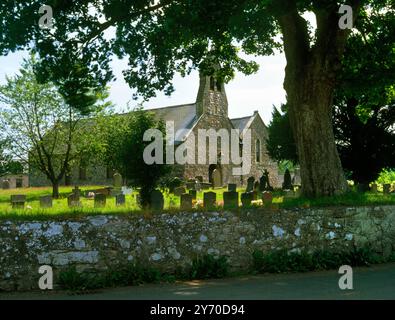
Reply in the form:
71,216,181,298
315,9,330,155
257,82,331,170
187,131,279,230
212,169,222,189
189,189,197,200
370,183,378,193
246,177,255,192
282,169,293,190
68,193,81,208
383,184,391,194
180,194,193,210
259,175,267,192
228,184,237,192
174,186,186,196
2,180,10,190
11,195,26,209
241,192,253,207
72,186,81,197
94,193,107,208
39,195,53,208
223,191,238,209
203,192,216,210
150,190,164,211
262,191,273,205
113,172,123,188
116,194,126,206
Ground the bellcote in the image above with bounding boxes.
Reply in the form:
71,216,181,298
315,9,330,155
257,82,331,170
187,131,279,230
196,69,228,118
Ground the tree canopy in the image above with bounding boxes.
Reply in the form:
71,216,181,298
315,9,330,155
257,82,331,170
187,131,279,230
1,0,394,196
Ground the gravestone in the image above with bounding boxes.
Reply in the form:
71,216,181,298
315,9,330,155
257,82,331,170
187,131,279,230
259,175,267,192
383,184,391,194
195,176,203,183
223,191,238,209
228,184,237,192
262,191,273,205
116,194,126,206
282,169,293,190
241,192,253,207
68,193,81,208
189,189,197,200
94,193,107,208
150,190,164,211
203,192,216,210
72,186,82,198
113,172,123,188
254,181,260,191
212,169,222,189
180,194,193,210
11,195,26,209
246,177,255,192
174,187,186,196
370,183,378,193
2,180,10,190
39,195,53,208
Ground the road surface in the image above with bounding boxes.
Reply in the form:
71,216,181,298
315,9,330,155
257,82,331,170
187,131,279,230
1,263,395,300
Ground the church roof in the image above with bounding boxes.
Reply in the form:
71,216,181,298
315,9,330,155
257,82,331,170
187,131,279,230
230,116,253,132
146,103,197,142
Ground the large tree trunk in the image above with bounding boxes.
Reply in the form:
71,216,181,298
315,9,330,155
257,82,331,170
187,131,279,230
285,60,349,197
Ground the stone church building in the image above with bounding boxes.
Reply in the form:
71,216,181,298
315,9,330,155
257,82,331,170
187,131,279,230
30,72,280,188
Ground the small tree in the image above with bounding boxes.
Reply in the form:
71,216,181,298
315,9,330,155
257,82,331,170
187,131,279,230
99,108,170,208
0,57,104,197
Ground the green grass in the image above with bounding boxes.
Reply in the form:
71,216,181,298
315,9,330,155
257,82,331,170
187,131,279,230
0,185,394,220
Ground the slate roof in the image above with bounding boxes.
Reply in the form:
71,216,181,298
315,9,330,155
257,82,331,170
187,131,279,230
146,103,198,142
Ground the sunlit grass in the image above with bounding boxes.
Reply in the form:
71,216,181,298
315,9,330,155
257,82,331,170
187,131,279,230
0,185,394,220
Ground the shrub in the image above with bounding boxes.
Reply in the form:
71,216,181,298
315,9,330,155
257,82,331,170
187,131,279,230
187,255,230,280
252,246,386,274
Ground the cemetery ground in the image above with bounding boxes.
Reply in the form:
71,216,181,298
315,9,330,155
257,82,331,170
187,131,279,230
0,184,395,220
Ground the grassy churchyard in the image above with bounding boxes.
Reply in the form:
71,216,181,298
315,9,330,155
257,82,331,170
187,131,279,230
1,184,395,220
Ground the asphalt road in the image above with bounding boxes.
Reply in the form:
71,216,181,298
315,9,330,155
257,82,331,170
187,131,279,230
1,263,395,300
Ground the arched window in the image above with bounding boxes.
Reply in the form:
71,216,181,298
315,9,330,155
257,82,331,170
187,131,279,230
210,77,215,91
255,139,261,163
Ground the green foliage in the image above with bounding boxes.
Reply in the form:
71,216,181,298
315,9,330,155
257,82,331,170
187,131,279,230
376,169,395,185
252,247,387,274
99,108,170,208
59,263,166,292
266,106,298,164
187,255,230,280
0,55,110,197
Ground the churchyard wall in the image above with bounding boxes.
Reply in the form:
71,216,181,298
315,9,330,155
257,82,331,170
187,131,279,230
1,205,395,291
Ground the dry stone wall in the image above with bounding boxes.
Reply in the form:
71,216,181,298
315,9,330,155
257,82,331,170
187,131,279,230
1,205,395,291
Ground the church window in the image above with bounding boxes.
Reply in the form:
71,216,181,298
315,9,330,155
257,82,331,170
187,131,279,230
255,139,261,163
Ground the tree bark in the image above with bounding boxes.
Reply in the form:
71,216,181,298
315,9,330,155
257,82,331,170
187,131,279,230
285,61,349,197
275,1,356,197
52,180,60,199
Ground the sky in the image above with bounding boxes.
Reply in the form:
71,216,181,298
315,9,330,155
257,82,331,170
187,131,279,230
0,50,287,125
